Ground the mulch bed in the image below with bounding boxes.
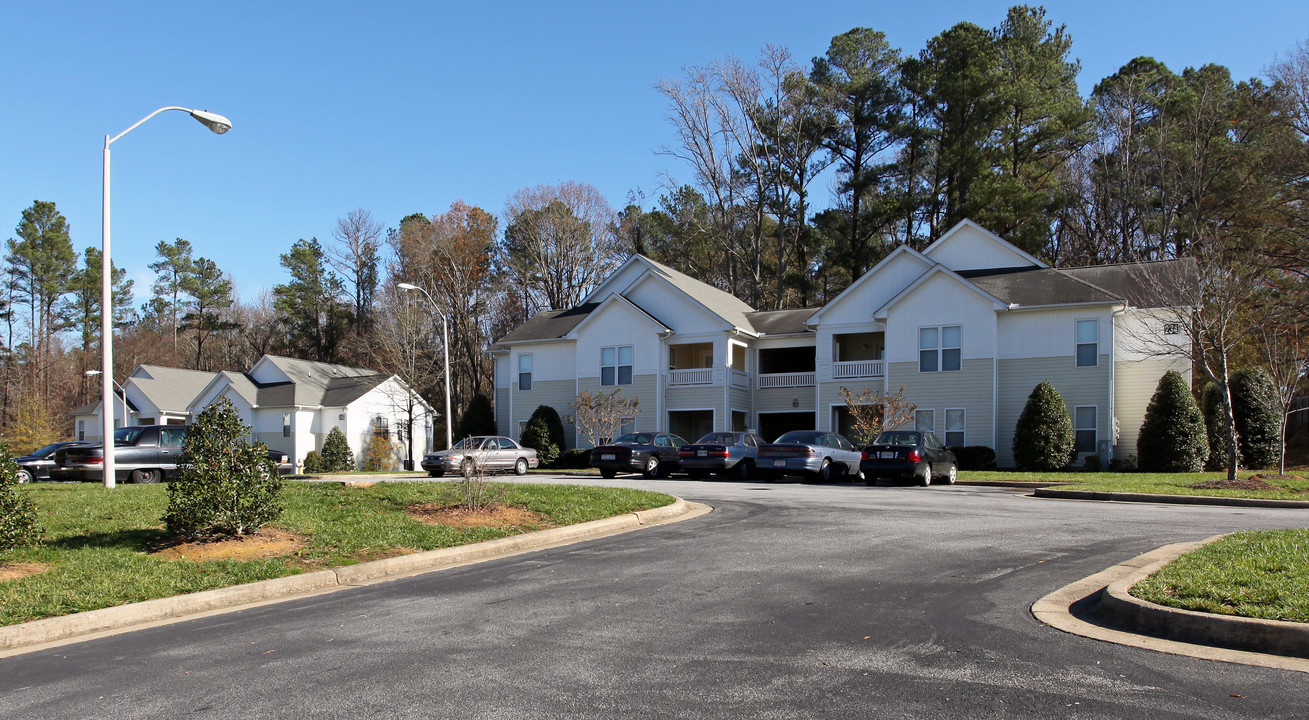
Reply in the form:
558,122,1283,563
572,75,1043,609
147,526,309,561
409,503,554,529
1189,476,1286,492
0,562,49,582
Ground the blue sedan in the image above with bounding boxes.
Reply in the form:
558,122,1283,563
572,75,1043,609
678,431,766,480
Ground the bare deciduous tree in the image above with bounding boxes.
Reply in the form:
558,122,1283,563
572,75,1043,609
567,389,640,448
328,208,384,333
838,385,917,445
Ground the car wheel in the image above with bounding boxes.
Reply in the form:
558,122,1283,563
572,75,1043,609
600,468,617,479
865,473,879,486
919,464,932,487
945,463,957,484
514,458,529,476
16,468,33,484
131,469,161,484
815,459,832,483
642,456,660,479
734,461,751,482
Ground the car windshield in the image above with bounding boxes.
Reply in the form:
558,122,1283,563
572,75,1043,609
774,431,825,445
31,442,66,458
613,433,655,445
113,427,145,445
873,431,921,447
697,433,738,444
453,437,488,449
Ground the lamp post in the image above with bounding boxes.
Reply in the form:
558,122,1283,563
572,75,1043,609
397,282,453,451
84,370,128,429
102,107,231,488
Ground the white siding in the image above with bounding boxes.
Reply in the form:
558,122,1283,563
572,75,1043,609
819,252,931,326
924,223,1039,272
574,302,664,380
248,357,293,385
885,274,997,363
1114,357,1191,462
625,276,727,335
997,307,1113,361
513,342,575,383
1115,309,1191,361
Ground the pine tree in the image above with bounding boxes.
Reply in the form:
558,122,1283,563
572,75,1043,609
454,393,497,439
519,415,558,466
321,427,355,472
1012,380,1074,470
1137,370,1208,472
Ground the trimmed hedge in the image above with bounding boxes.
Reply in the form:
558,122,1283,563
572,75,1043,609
1137,370,1208,472
950,445,996,471
1231,368,1280,470
1012,381,1075,471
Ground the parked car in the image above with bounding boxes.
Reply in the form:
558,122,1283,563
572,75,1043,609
756,431,863,482
678,431,766,480
590,432,688,479
11,441,91,483
266,448,295,476
860,430,957,486
51,425,190,484
421,436,539,477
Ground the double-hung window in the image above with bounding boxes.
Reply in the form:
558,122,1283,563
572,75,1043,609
1076,320,1099,367
915,409,935,433
944,409,966,447
1075,406,1097,454
919,326,961,372
518,354,533,391
601,345,633,386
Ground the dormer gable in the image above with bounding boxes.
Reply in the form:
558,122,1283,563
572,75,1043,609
923,219,1047,273
806,245,934,326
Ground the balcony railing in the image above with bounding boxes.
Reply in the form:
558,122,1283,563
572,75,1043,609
832,360,885,379
757,372,815,388
668,368,713,386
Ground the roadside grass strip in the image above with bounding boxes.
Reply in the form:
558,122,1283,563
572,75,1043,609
1130,530,1309,623
0,481,673,627
962,470,1309,500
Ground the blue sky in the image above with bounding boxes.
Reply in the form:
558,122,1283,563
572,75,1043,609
2,1,1306,306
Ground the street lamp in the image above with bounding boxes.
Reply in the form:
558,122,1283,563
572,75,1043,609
84,370,128,429
397,282,453,451
101,106,231,488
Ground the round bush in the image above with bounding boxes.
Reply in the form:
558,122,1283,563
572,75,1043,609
1012,381,1074,471
520,415,559,466
1201,383,1230,470
302,450,325,474
1137,370,1208,472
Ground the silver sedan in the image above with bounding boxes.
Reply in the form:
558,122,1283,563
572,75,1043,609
756,431,864,483
421,436,540,477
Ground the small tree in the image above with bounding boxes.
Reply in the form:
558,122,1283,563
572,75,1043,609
321,427,355,472
838,386,917,445
1200,383,1230,471
302,450,325,474
363,432,398,471
0,443,41,550
437,438,504,511
567,389,639,448
3,394,61,456
163,398,283,539
455,393,498,439
1012,381,1075,470
1137,370,1209,472
520,415,559,466
1228,368,1282,470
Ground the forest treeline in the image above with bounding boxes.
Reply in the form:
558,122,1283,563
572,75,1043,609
3,5,1306,451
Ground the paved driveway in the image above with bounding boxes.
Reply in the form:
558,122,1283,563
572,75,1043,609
2,476,1306,718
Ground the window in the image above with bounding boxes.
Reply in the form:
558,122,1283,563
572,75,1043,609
619,417,636,436
77,420,85,441
1075,406,1097,454
945,409,966,447
1076,320,1099,367
601,345,633,386
375,416,390,439
518,353,533,390
919,326,961,372
915,409,935,433
283,413,292,438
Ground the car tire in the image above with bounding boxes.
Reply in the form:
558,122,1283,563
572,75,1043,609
16,468,33,484
865,473,879,486
919,464,932,487
600,468,617,479
642,456,660,479
734,461,751,482
131,468,161,484
814,459,832,483
945,463,957,484
514,458,529,476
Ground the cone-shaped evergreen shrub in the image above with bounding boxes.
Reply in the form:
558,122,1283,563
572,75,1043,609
1201,383,1230,470
163,398,283,539
321,427,355,472
1230,368,1280,470
520,415,559,466
1012,381,1074,470
1137,370,1208,472
302,450,325,474
454,393,497,441
0,442,41,550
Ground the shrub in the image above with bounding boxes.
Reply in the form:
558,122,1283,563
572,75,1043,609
1082,454,1102,472
0,442,41,550
1109,456,1137,472
163,398,283,539
533,405,567,453
455,393,497,441
302,450,325,474
1230,368,1281,470
1012,381,1075,470
520,415,559,466
321,427,355,472
363,432,398,471
1137,370,1208,472
1201,383,1229,470
950,445,996,471
552,448,592,469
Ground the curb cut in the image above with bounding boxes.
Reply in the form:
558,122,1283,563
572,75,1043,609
1032,537,1309,673
0,497,704,656
1032,487,1309,509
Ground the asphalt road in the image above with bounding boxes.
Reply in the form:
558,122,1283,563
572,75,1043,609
3,476,1307,719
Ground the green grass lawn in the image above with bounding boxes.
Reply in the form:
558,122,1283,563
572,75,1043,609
0,481,673,627
961,470,1309,500
1131,530,1309,623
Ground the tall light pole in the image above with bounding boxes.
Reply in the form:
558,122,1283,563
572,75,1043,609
397,282,453,450
85,370,127,429
102,107,231,488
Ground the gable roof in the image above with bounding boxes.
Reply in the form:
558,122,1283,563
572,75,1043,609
874,266,1008,319
127,365,220,414
805,245,933,324
746,308,818,335
258,355,388,407
924,218,1048,270
638,256,757,333
565,294,670,338
957,258,1198,309
495,303,599,345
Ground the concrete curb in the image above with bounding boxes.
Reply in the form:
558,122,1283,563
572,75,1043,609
0,497,701,655
1031,537,1309,673
956,481,1073,489
1099,537,1309,659
1033,487,1309,509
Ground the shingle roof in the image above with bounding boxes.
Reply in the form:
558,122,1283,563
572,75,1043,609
641,256,757,332
957,258,1198,309
494,303,599,344
260,355,388,406
746,308,818,335
130,365,220,413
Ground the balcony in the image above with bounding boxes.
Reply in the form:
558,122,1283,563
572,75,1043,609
668,368,714,386
757,372,815,388
832,360,884,379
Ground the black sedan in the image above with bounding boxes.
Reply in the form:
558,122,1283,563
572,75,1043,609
12,441,91,483
678,431,766,480
590,432,688,479
859,430,957,486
